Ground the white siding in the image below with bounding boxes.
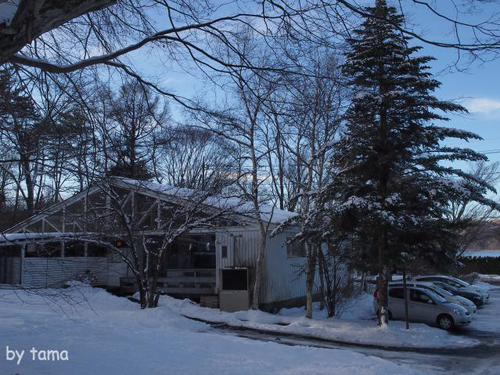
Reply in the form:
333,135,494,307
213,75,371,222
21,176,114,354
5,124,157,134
233,229,260,268
261,229,309,304
216,226,310,305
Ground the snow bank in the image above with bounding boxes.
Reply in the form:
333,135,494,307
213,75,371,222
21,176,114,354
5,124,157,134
462,250,500,258
0,285,426,375
477,274,500,283
165,293,479,350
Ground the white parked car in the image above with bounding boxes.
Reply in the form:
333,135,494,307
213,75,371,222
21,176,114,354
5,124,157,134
374,285,472,330
412,275,489,306
389,281,477,315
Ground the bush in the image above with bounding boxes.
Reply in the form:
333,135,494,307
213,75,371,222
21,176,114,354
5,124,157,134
459,257,500,275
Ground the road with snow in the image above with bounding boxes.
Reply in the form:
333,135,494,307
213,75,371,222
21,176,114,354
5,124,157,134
218,286,500,374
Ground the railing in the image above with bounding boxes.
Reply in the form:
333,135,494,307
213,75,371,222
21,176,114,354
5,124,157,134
120,268,216,295
159,268,216,295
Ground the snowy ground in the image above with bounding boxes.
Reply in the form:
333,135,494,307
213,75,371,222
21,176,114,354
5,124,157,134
476,274,500,284
169,292,478,349
462,250,500,258
0,284,426,375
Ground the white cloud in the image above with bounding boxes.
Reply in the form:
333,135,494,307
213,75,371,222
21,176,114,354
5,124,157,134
464,97,500,115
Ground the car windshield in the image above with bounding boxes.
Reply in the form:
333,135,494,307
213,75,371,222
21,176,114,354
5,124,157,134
425,289,447,303
432,286,453,297
449,277,470,287
441,279,464,288
435,282,457,292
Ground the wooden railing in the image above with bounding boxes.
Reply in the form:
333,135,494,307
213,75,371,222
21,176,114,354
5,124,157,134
120,268,216,295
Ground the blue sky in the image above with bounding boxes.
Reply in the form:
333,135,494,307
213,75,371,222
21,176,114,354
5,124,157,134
402,1,500,169
125,1,500,175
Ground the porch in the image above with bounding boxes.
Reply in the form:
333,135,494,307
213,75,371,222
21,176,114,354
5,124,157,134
120,268,217,296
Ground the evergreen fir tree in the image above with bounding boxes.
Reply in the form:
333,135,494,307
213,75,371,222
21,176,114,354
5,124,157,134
324,0,497,326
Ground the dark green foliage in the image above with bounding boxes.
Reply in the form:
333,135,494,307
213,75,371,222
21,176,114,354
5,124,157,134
107,160,154,180
323,0,497,275
460,257,500,275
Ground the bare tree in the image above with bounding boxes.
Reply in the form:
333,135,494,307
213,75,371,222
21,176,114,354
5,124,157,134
3,1,500,97
269,51,345,318
449,161,500,254
317,243,351,318
155,125,235,191
105,80,169,180
79,176,234,308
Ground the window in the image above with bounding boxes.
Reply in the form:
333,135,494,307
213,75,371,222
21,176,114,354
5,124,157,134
1,245,21,257
286,239,306,258
389,288,404,299
26,242,62,257
222,269,248,290
221,246,228,259
410,289,434,304
418,277,434,282
64,241,85,257
87,243,107,257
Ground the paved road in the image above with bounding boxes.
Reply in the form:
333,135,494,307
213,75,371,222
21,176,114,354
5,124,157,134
217,286,500,374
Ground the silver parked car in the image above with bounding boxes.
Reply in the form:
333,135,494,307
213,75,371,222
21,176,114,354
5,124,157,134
389,281,477,315
374,286,472,330
413,275,489,306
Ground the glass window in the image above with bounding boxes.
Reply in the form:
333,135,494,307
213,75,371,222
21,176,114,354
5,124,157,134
26,242,62,257
222,269,248,290
410,289,434,304
445,279,464,288
389,288,404,299
1,245,21,257
287,239,306,258
87,243,107,257
64,241,86,257
450,277,469,287
433,286,452,296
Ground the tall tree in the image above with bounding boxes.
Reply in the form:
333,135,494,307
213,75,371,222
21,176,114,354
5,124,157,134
106,81,168,180
0,68,45,214
323,0,497,326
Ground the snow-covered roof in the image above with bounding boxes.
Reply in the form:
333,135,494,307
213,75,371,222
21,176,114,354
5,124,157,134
113,177,298,225
0,232,80,246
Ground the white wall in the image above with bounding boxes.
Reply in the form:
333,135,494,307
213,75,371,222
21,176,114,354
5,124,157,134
215,226,309,304
261,229,308,304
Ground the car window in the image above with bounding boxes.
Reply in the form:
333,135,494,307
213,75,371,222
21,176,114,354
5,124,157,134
432,286,452,297
425,287,446,298
437,282,457,292
444,279,463,288
426,289,447,303
450,277,469,287
418,277,434,282
389,288,404,299
410,289,434,304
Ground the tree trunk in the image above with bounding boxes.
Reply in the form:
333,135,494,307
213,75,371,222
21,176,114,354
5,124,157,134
305,242,317,319
318,247,326,311
403,267,410,330
376,271,389,326
251,234,267,309
377,232,389,326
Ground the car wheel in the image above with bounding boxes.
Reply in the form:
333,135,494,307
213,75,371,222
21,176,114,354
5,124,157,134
437,314,454,330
